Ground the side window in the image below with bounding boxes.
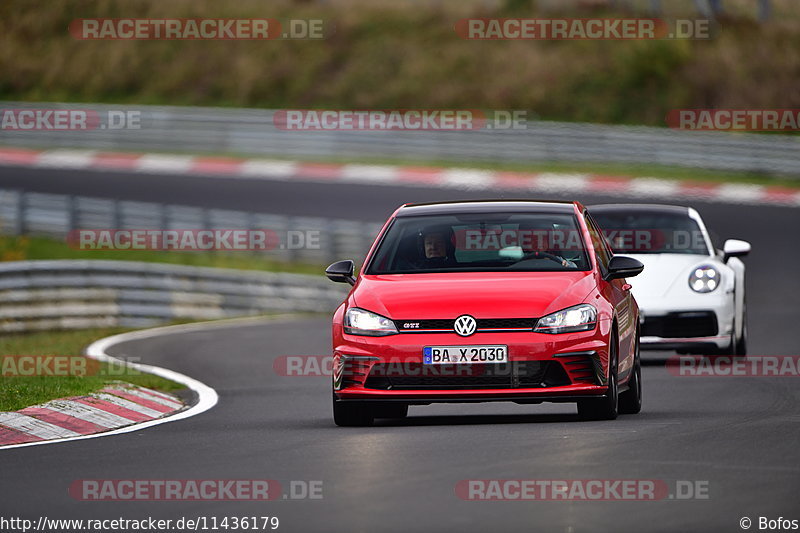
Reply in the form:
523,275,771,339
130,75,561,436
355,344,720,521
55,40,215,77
584,212,611,273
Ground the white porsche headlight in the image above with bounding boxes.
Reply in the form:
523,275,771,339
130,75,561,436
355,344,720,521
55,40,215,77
688,265,720,293
344,307,398,336
534,304,597,334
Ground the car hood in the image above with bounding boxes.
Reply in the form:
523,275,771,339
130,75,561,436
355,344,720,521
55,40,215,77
623,253,717,299
351,271,596,319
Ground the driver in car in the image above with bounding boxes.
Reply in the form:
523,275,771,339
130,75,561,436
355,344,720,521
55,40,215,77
412,227,457,269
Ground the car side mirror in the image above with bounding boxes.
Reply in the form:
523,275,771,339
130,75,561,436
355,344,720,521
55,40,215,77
722,239,751,263
326,260,356,285
605,255,644,280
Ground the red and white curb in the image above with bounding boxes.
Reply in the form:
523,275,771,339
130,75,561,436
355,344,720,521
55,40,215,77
1,147,799,207
0,317,265,450
0,384,184,446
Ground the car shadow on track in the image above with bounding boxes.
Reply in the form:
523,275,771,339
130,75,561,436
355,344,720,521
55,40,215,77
641,348,675,365
373,410,671,427
299,409,672,429
646,353,740,369
642,355,670,367
373,412,583,427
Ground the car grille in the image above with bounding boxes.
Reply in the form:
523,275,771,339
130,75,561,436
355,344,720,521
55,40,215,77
363,361,570,390
642,311,718,338
395,318,536,333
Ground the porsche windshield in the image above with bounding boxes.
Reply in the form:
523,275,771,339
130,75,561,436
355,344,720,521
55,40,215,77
591,210,710,255
366,213,591,274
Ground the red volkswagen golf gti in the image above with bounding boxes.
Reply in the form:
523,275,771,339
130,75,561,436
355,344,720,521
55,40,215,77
325,200,644,426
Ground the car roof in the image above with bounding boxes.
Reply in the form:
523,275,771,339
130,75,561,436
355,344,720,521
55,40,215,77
396,199,579,217
588,204,691,215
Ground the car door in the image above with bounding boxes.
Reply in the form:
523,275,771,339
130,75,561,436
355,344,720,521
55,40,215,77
584,212,636,379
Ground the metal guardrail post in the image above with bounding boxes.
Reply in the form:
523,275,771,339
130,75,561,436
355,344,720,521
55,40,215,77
67,195,77,234
111,198,121,230
17,190,26,236
285,216,297,264
12,191,26,235
160,202,169,233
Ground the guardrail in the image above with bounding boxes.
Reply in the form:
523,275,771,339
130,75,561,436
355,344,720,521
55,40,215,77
0,260,348,333
0,188,383,266
0,185,372,333
0,188,372,332
0,102,797,175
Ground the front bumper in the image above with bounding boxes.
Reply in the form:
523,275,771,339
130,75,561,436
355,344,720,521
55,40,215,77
336,393,608,405
638,291,734,351
333,326,611,403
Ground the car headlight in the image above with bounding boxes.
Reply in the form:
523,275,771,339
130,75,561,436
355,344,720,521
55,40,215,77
344,307,398,336
534,304,597,334
688,265,720,293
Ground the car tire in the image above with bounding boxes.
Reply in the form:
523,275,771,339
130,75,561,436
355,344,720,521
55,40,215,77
373,403,409,419
578,330,619,421
719,303,747,357
333,393,374,427
734,303,748,356
618,332,642,415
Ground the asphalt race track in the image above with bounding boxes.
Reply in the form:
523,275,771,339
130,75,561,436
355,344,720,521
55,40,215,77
1,166,799,531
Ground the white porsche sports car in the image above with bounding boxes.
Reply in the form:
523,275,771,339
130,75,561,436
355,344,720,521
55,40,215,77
590,204,750,355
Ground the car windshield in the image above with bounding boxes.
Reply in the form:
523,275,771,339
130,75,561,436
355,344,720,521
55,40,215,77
591,210,710,255
366,213,591,274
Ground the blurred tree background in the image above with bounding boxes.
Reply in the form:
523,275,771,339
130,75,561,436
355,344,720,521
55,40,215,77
1,0,797,126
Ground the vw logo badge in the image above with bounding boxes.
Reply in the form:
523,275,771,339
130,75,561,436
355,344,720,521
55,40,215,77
454,315,477,337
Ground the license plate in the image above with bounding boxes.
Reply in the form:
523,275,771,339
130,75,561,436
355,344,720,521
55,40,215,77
423,345,508,364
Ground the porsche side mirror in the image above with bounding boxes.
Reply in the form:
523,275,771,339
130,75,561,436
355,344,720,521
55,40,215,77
722,239,751,263
605,255,644,280
326,260,356,285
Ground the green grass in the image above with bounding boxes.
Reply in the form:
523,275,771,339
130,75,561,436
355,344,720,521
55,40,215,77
0,234,327,275
0,328,185,412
